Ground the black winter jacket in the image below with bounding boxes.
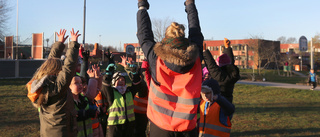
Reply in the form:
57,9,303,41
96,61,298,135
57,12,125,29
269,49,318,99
203,47,240,103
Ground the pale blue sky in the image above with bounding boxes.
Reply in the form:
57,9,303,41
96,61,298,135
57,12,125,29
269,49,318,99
5,0,320,48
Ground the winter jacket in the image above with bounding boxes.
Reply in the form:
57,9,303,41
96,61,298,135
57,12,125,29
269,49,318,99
34,41,80,137
137,2,204,132
203,48,240,103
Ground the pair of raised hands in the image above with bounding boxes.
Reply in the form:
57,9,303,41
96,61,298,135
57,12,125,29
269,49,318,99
56,28,81,43
87,64,101,80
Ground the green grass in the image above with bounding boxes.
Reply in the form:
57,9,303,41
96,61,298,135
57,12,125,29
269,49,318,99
1,79,320,136
240,69,309,84
232,84,320,136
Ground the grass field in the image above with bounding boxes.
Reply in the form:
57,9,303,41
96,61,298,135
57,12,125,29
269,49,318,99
0,79,319,136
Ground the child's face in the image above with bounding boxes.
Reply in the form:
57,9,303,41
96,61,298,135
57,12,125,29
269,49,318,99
310,70,314,73
201,92,212,102
115,77,125,87
70,77,83,95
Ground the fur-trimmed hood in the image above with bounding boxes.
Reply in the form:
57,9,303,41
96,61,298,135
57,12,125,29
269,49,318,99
153,43,199,66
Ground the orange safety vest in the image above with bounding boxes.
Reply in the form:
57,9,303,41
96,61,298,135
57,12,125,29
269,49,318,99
26,80,42,103
147,57,202,132
199,100,231,137
133,95,148,114
93,91,108,129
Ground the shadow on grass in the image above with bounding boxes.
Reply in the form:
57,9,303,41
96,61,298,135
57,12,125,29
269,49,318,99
0,78,29,86
231,128,320,136
0,119,39,128
0,95,26,99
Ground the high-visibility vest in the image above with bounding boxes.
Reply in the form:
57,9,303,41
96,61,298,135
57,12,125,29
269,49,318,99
199,100,231,137
147,57,202,132
92,91,107,129
75,96,93,137
133,95,148,114
107,89,135,125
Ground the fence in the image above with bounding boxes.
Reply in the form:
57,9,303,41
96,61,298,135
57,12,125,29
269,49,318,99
0,59,45,78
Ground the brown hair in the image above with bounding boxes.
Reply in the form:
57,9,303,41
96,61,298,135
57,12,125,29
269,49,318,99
27,58,63,108
165,22,185,38
30,58,63,81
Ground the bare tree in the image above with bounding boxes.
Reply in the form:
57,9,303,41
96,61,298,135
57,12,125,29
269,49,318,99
247,34,280,75
152,17,175,42
0,0,10,41
277,36,297,44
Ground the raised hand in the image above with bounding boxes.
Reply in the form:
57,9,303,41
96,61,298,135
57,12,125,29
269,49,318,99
87,68,95,79
57,29,69,43
92,64,101,79
119,56,127,68
70,28,81,42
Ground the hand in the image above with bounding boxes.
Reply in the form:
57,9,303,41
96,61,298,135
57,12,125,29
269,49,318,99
185,0,195,5
138,0,149,10
87,69,95,78
119,56,127,68
82,50,90,59
70,28,81,42
92,64,101,79
57,29,69,43
213,94,218,101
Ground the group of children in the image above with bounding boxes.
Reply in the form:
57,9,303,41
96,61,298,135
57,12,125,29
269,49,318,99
26,0,243,137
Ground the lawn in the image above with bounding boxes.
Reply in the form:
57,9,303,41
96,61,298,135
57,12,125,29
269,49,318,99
0,79,319,136
240,69,310,84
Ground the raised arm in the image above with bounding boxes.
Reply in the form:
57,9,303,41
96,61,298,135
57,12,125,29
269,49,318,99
186,0,204,60
137,0,157,62
55,29,81,95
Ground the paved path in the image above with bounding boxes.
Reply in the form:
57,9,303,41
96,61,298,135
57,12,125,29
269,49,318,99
236,80,319,90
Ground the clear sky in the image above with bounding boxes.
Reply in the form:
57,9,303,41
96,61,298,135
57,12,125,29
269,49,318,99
5,0,320,49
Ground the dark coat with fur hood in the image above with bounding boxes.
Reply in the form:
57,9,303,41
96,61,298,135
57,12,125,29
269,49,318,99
137,3,204,85
203,47,240,103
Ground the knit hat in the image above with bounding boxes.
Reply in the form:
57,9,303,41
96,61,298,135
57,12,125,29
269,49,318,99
112,72,125,86
224,38,230,47
216,53,231,67
161,37,189,50
202,67,209,78
202,79,220,95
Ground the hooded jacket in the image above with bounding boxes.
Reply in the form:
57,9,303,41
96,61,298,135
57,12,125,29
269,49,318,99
203,47,240,103
137,2,204,131
28,41,80,137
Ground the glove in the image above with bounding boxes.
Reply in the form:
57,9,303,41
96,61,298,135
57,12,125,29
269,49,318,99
138,0,149,10
185,0,195,6
82,50,90,61
105,49,114,64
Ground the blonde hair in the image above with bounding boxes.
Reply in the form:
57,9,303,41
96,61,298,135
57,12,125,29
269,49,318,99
165,22,185,38
30,58,63,82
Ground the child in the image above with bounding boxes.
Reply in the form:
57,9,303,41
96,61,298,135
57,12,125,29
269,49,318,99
203,38,240,103
26,29,81,136
308,69,317,90
100,57,148,137
199,79,235,137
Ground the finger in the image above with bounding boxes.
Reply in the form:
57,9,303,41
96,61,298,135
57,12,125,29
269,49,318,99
56,32,59,36
65,35,69,40
76,30,79,35
59,29,62,35
72,28,75,34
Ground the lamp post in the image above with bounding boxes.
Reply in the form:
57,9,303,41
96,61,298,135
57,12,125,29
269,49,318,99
82,0,86,46
46,38,49,58
299,55,302,71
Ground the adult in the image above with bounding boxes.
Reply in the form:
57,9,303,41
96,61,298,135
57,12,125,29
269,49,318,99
137,0,204,136
203,38,240,103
